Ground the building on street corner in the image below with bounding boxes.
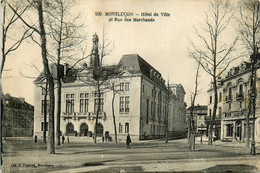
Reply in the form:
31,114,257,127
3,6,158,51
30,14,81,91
33,34,186,141
207,61,260,143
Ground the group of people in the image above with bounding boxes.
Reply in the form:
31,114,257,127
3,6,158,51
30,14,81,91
34,133,132,148
34,135,69,144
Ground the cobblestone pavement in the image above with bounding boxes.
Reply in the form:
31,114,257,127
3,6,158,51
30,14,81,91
1,137,260,172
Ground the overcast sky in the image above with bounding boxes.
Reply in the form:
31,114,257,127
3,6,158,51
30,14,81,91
2,0,245,106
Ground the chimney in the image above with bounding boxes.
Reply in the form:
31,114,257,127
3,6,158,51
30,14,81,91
64,63,68,76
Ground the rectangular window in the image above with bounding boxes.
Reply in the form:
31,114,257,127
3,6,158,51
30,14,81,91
94,98,104,113
120,83,124,91
146,99,149,124
125,97,130,112
125,82,130,91
79,93,89,113
41,122,48,131
219,107,222,117
125,123,129,133
65,94,74,113
119,123,122,133
41,100,49,114
151,101,153,116
210,96,212,104
219,93,222,102
120,97,124,112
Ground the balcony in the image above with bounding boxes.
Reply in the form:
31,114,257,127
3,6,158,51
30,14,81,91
62,112,107,121
236,93,244,101
90,112,107,120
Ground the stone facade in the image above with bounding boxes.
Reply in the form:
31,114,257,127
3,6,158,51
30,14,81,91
33,34,186,142
207,61,260,142
2,93,34,137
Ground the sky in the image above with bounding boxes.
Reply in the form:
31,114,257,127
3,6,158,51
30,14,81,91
2,0,244,106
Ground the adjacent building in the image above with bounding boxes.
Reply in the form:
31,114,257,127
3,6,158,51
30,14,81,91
207,61,260,143
33,34,186,141
2,93,34,137
186,105,207,134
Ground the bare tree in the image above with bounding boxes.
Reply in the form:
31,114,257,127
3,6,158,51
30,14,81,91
238,0,260,151
44,0,87,146
188,56,201,151
189,0,240,145
1,0,33,74
8,0,56,153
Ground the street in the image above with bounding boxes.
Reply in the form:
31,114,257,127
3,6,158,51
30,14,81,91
1,137,260,172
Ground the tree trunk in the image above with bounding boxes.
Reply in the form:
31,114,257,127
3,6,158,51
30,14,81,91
208,121,213,145
43,82,48,144
94,81,101,144
1,0,6,74
189,133,195,151
48,79,55,153
56,78,61,146
112,89,117,143
37,0,55,154
187,114,191,141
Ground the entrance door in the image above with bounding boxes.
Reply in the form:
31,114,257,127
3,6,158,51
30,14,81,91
66,123,74,136
80,123,88,136
96,123,103,137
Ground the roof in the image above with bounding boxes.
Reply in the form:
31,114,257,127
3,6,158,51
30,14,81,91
118,54,166,88
2,93,34,110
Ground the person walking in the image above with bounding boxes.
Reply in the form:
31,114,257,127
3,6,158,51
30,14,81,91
34,135,37,143
67,136,70,143
62,135,65,144
126,134,132,148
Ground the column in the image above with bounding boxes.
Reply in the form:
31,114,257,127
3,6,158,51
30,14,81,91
241,121,245,143
233,121,236,140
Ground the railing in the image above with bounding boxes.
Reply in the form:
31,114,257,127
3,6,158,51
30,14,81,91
62,112,107,121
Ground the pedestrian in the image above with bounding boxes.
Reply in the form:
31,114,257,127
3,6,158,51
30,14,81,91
35,135,37,143
126,134,132,148
62,135,65,144
67,136,70,143
102,136,104,143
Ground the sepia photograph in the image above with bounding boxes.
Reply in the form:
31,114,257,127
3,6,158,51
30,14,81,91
1,0,260,172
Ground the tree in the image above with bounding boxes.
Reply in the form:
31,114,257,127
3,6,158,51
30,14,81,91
238,0,260,151
189,0,240,145
1,0,32,74
1,0,32,158
45,0,86,146
8,0,56,153
188,56,201,151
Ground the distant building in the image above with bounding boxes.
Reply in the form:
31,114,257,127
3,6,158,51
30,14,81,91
33,34,186,141
207,61,260,142
168,84,186,137
2,93,34,137
186,105,207,134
